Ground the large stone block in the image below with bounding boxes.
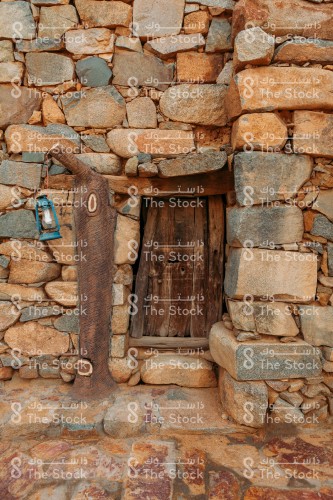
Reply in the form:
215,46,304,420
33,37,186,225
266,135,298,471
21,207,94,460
226,205,304,247
61,87,125,128
0,283,47,303
315,190,333,222
293,111,333,159
219,369,268,427
0,86,42,129
133,0,185,38
0,62,24,84
107,129,195,158
228,300,299,337
114,214,140,265
65,28,115,54
233,152,313,206
226,68,333,121
224,248,317,302
160,84,228,126
158,151,227,177
0,210,38,239
209,322,322,380
74,0,132,28
311,215,333,242
73,153,121,175
126,97,157,129
0,161,42,190
145,33,205,59
205,18,232,52
5,124,80,153
176,52,223,83
26,53,74,86
233,27,274,73
4,322,69,356
0,2,36,40
274,39,333,65
112,52,173,91
0,41,14,63
232,0,333,41
299,306,333,347
9,260,61,285
38,5,78,39
75,57,112,88
231,113,287,152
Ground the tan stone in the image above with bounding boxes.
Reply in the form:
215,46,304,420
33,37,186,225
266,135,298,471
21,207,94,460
158,151,227,177
0,283,47,302
45,281,78,306
0,241,53,262
114,214,140,264
61,266,77,281
110,334,128,358
0,301,21,331
114,264,133,286
108,356,132,383
9,261,61,284
111,304,130,334
141,354,217,387
107,128,195,158
145,33,205,59
74,153,121,175
74,0,132,28
115,36,142,53
184,11,210,34
160,84,228,126
47,226,75,264
315,190,333,222
5,124,80,154
232,0,333,41
233,27,274,73
26,53,74,86
226,67,333,121
0,2,36,40
0,41,13,63
112,284,130,306
0,85,42,129
138,162,158,177
42,95,65,126
231,113,287,152
0,62,24,84
224,248,317,302
65,28,115,54
176,53,224,83
293,111,333,159
0,367,14,380
274,40,333,65
4,322,69,356
38,5,78,39
133,0,185,38
0,185,15,210
126,97,157,128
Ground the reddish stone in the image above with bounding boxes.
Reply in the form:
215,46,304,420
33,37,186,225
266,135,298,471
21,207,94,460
208,470,241,499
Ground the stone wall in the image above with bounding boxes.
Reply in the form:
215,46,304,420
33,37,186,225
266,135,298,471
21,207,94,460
0,0,332,425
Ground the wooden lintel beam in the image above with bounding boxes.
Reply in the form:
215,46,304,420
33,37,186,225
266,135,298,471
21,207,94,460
129,337,210,349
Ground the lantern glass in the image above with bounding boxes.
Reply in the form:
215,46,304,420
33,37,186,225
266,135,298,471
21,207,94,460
35,195,62,241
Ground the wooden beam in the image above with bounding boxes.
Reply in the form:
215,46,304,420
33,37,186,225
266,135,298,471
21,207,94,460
48,170,234,195
129,337,209,349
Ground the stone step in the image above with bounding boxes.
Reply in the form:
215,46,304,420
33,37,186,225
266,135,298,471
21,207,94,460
209,322,322,381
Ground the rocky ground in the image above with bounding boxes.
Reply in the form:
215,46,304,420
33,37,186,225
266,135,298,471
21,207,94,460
1,376,333,499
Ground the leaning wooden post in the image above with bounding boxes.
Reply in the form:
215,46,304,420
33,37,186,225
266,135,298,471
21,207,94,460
49,145,118,398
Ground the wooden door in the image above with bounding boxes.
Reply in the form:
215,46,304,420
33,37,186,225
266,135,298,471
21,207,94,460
130,196,224,340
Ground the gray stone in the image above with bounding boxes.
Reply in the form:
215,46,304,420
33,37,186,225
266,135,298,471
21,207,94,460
0,161,42,190
191,0,234,7
271,397,305,424
115,35,142,53
5,124,80,154
227,205,304,247
61,87,126,128
54,311,79,333
0,86,42,129
133,0,185,38
311,215,333,241
315,190,333,222
234,27,274,72
0,2,36,40
0,210,38,239
137,152,152,164
145,33,205,59
234,152,313,206
224,248,318,302
112,52,173,91
74,153,121,175
26,53,74,86
158,151,227,177
22,152,45,163
125,157,138,177
299,306,333,347
210,322,322,381
20,306,62,322
16,38,64,52
81,135,110,153
0,41,14,63
219,369,268,427
216,61,233,85
228,300,299,336
328,243,333,277
75,57,112,87
160,84,228,126
0,256,10,269
38,5,78,39
205,18,232,53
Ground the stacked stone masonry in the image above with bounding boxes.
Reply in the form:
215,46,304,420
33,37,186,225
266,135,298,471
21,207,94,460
0,0,332,426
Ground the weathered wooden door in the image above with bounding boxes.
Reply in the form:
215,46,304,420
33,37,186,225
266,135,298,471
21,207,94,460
130,196,224,341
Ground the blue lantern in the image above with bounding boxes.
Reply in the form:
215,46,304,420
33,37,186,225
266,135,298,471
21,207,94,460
35,195,62,241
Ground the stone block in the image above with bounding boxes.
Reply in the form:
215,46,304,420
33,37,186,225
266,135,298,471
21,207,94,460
0,302,21,332
116,35,142,53
0,2,35,40
274,39,333,65
328,243,333,277
205,18,232,52
0,210,38,239
54,311,79,333
315,190,333,222
184,11,209,35
160,84,228,126
74,0,132,28
114,214,140,265
65,28,115,54
219,369,268,427
61,87,125,128
133,0,185,38
16,38,64,53
233,27,274,72
138,162,158,177
226,67,333,121
299,306,333,347
0,86,42,129
38,5,78,39
224,248,317,302
4,322,69,356
20,305,61,323
110,334,128,358
73,153,121,175
5,124,80,154
112,284,130,306
293,111,333,159
0,283,47,303
233,152,313,206
158,151,227,177
209,322,322,381
111,304,130,334
126,97,157,128
176,52,223,83
141,354,217,387
228,300,299,337
311,215,333,241
226,205,304,247
45,282,78,307
0,62,24,84
0,160,42,190
26,53,74,86
0,41,14,63
231,113,287,152
9,260,61,284
42,95,66,126
108,356,132,383
145,33,205,59
75,57,112,87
